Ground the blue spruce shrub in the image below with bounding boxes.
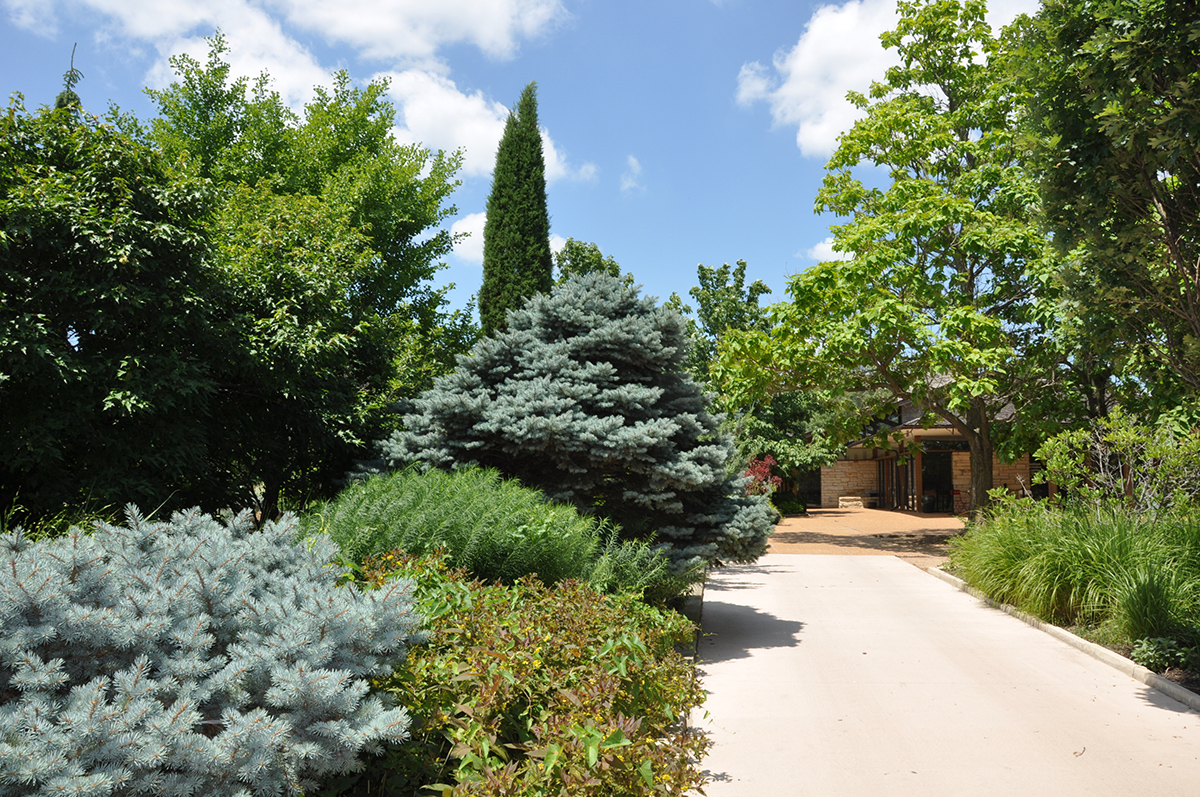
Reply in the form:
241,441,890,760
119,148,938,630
0,506,419,795
384,272,776,570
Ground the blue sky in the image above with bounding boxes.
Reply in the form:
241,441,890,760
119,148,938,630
1,0,1037,313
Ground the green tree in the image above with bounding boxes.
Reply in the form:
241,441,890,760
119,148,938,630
669,261,838,477
140,36,471,517
479,82,553,335
716,0,1054,514
1021,0,1200,394
382,273,777,570
669,260,772,384
0,97,216,522
553,237,630,286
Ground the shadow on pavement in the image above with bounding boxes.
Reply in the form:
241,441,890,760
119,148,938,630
705,563,796,592
769,528,958,558
697,601,805,665
1136,683,1200,715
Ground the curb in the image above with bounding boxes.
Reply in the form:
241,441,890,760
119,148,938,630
925,566,1200,714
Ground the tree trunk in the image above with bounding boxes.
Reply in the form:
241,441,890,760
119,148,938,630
965,400,994,519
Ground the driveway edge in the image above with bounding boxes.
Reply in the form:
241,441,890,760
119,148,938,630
925,566,1200,714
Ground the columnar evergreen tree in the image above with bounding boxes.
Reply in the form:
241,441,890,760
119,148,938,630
383,273,776,569
479,82,553,335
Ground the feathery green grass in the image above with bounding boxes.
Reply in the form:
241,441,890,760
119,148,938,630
950,500,1200,642
303,467,688,600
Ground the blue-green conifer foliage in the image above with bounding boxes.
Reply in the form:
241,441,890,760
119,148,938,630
0,507,418,795
387,273,776,568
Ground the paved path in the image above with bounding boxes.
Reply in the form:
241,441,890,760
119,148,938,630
769,507,965,568
696,554,1200,796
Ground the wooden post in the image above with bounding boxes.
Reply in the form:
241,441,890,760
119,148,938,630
913,436,923,513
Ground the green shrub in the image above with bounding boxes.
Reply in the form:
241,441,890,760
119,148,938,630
949,499,1200,645
1131,637,1188,672
771,494,806,516
304,467,683,599
0,507,419,795
322,553,709,796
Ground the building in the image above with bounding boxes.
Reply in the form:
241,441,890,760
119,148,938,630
817,402,1038,514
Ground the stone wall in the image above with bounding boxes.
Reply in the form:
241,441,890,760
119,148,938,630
819,460,878,508
951,452,1032,513
819,450,1033,513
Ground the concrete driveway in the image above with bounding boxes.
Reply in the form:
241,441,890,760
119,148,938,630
768,507,966,568
695,551,1200,796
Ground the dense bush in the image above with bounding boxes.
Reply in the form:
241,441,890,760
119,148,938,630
304,467,683,601
949,499,1200,643
1034,408,1200,514
1,97,218,522
388,272,776,570
325,554,708,796
0,507,420,795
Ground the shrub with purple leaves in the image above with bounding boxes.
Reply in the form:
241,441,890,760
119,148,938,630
0,506,420,796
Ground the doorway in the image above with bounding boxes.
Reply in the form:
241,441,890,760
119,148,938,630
921,451,954,513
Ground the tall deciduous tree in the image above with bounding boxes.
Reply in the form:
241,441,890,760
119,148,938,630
1021,0,1200,395
669,261,838,476
479,82,553,335
669,260,772,385
0,97,217,521
553,237,630,286
716,0,1054,514
383,273,777,570
139,36,471,518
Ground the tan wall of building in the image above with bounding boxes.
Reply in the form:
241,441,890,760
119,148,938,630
820,450,1033,513
951,453,1032,514
819,460,878,508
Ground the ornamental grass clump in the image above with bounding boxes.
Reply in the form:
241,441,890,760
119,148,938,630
0,506,420,796
949,499,1200,643
327,553,709,796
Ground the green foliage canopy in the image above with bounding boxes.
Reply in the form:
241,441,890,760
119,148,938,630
716,0,1056,512
1021,0,1200,394
0,97,217,518
138,35,472,517
1,35,472,524
669,261,838,474
554,237,631,286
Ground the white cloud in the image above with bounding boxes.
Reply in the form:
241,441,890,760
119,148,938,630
550,234,567,254
620,155,644,194
387,70,509,176
267,0,567,63
737,0,1041,159
10,0,567,65
10,1,593,185
804,236,853,262
451,212,487,265
385,70,594,181
4,0,59,34
541,128,598,183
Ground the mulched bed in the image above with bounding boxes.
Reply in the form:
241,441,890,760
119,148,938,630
1160,668,1200,694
